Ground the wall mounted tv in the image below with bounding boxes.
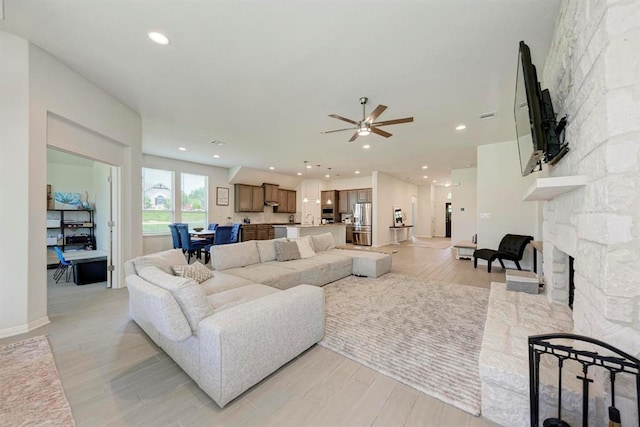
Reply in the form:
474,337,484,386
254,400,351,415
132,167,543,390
514,41,568,176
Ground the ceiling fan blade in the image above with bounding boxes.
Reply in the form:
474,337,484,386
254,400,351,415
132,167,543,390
321,127,355,134
372,117,414,127
329,114,358,125
371,127,392,138
366,105,387,122
348,131,359,142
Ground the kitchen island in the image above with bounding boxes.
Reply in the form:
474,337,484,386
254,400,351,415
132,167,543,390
273,224,346,246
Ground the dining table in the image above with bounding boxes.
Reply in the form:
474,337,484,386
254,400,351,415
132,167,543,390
190,230,215,242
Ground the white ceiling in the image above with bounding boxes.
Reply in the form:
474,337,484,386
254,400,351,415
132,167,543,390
0,0,560,186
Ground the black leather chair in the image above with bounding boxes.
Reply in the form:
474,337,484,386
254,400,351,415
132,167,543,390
473,234,533,273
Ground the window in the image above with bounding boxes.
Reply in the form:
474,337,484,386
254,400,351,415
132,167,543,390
142,168,174,234
181,173,207,230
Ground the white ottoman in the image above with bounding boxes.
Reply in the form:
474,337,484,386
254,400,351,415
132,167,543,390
349,251,392,277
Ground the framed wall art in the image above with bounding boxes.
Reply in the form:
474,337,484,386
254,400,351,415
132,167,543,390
216,187,229,206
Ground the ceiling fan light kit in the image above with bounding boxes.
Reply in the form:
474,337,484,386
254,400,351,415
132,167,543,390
323,97,414,142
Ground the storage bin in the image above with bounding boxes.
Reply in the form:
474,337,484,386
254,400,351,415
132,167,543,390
47,219,61,227
46,237,58,245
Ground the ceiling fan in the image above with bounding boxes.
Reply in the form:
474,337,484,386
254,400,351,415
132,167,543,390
322,97,414,142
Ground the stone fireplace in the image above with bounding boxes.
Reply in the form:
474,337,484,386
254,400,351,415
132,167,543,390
480,1,640,425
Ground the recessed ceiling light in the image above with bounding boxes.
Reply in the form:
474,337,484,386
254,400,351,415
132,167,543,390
445,183,451,187
212,154,220,158
178,147,186,151
455,124,467,131
355,170,360,174
148,31,170,45
423,175,428,179
362,144,371,149
433,180,437,183
306,164,312,169
297,172,302,176
422,165,428,169
269,166,275,170
325,174,330,178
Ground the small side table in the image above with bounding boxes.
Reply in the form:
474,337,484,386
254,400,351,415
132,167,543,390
453,241,476,260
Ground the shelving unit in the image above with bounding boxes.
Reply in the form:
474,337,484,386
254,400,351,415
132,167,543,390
47,209,96,266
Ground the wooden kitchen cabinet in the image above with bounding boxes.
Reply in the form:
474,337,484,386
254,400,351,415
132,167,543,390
251,186,264,211
234,184,265,212
357,189,368,203
338,191,348,213
348,190,357,212
263,183,279,204
286,190,296,213
366,188,372,202
241,224,275,241
321,190,336,206
275,189,297,213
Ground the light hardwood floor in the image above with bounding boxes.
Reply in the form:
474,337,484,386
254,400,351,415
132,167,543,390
1,238,503,426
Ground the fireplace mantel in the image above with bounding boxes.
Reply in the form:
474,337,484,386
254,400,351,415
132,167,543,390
523,175,587,201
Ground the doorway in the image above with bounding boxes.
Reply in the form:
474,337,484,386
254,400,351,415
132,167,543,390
47,148,118,288
445,202,452,238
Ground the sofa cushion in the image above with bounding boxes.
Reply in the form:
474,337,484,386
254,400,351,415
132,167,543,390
138,266,214,333
172,261,214,283
206,284,279,313
224,264,303,290
269,258,330,286
212,241,260,271
275,240,301,262
256,238,285,263
313,252,353,271
200,272,254,296
311,232,336,252
294,236,316,259
133,249,187,275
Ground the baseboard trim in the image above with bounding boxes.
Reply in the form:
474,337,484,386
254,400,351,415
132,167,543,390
0,316,50,339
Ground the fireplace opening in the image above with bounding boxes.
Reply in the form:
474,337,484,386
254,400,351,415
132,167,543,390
568,256,574,310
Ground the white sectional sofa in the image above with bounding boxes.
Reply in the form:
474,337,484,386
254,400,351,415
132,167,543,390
125,233,391,407
210,233,392,289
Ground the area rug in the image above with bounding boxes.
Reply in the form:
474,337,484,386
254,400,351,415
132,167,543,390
319,273,489,415
407,240,452,249
0,336,75,426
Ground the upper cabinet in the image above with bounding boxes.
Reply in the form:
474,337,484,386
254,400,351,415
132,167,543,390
263,183,279,204
275,189,297,213
338,191,349,213
321,190,336,206
235,184,265,212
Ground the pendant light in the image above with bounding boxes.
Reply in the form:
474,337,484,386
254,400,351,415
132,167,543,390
302,161,309,203
315,165,321,204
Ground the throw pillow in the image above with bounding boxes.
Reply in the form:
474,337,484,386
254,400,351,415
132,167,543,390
275,240,301,262
172,261,214,284
295,236,316,259
311,232,336,252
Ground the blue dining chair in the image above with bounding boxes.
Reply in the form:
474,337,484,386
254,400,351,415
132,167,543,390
53,246,74,283
207,223,218,231
176,223,207,262
168,223,185,252
213,223,241,246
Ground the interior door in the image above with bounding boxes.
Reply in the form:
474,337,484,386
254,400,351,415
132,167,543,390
445,202,452,238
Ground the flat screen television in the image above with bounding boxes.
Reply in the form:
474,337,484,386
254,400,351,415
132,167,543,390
515,41,568,176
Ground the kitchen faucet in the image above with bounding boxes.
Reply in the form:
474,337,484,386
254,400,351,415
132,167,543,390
306,214,315,225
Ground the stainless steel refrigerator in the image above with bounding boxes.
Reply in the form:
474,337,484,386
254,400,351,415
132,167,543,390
353,202,372,246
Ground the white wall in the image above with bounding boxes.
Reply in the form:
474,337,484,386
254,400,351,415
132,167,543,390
0,32,142,338
48,163,94,193
0,32,34,337
373,172,418,246
327,176,373,190
476,140,538,269
451,167,477,243
415,185,433,237
433,186,450,237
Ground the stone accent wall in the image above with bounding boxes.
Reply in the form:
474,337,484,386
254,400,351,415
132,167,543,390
541,0,640,423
